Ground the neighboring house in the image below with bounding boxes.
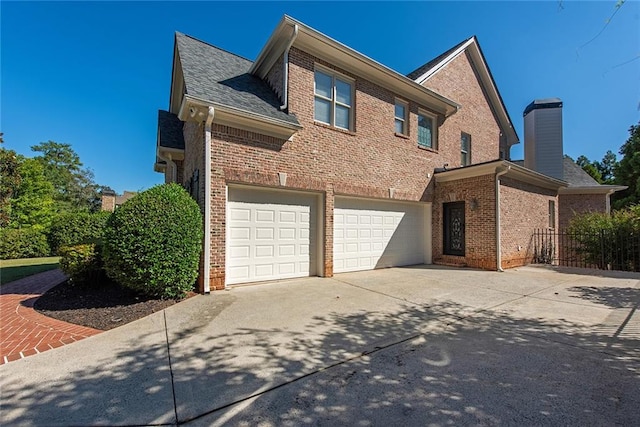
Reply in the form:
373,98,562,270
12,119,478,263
101,190,137,212
154,16,619,292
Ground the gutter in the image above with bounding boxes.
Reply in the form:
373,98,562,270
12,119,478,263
203,106,215,294
495,165,510,272
280,24,299,111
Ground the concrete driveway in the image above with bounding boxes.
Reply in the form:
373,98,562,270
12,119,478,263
1,265,638,426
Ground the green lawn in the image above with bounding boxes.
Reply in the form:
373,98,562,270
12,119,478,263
0,257,61,286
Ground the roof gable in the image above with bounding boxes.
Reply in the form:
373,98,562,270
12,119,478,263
249,16,459,117
408,36,519,147
174,32,299,127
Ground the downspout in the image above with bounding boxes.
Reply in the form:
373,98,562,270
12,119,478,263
157,151,177,183
605,189,616,214
203,106,215,294
279,24,299,111
495,166,510,272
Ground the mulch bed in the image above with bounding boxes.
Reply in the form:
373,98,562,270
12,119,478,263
34,279,186,331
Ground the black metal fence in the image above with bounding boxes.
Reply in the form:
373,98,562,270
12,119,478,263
533,229,640,272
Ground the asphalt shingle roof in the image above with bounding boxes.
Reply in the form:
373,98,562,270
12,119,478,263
561,155,600,187
511,157,601,187
175,32,299,126
157,110,185,150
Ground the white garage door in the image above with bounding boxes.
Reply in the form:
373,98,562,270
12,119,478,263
227,187,318,285
334,197,428,273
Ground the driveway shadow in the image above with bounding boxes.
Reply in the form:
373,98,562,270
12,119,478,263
1,293,638,426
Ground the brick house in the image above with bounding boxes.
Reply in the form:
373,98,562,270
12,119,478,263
154,16,619,292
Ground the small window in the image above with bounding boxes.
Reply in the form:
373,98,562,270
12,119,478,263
394,101,408,135
418,113,436,149
548,200,556,229
461,132,471,166
314,69,353,130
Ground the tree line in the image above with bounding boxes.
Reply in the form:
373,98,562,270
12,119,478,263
1,140,107,231
574,122,640,210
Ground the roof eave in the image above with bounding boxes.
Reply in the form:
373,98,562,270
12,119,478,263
251,16,459,117
559,185,628,195
435,160,567,190
179,95,302,140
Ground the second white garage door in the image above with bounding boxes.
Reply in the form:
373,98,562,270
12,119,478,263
227,187,319,285
334,197,429,273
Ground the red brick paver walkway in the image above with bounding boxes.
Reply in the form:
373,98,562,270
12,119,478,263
0,269,101,365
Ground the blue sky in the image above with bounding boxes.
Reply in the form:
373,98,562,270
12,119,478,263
2,1,638,193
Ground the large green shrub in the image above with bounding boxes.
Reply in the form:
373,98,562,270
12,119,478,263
0,228,51,259
59,243,103,284
102,184,203,299
48,211,111,254
568,205,640,270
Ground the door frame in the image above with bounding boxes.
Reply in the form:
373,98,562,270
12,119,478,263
443,201,465,256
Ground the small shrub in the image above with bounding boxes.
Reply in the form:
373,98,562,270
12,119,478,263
59,244,103,285
0,228,51,259
102,184,203,299
48,211,111,255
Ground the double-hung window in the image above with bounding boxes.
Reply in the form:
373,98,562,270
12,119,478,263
314,69,353,130
418,112,436,149
461,132,471,166
394,101,408,135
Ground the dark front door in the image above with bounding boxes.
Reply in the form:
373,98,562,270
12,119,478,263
444,202,465,256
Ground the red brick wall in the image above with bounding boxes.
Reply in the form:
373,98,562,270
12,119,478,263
186,45,508,288
433,174,497,270
182,121,205,211
559,193,607,230
420,51,502,165
500,177,557,268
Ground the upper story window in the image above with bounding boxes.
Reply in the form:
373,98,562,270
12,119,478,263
394,100,408,135
314,69,353,130
461,132,471,166
418,112,436,149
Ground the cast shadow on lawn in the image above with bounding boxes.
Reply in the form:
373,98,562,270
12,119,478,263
1,287,639,426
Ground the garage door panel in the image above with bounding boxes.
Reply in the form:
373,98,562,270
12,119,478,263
227,188,318,285
334,198,426,273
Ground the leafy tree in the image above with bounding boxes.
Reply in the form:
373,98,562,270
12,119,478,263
576,155,603,183
9,158,56,231
613,122,640,209
0,141,21,227
594,150,618,184
31,141,103,213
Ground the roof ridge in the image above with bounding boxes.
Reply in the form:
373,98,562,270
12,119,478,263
175,31,254,63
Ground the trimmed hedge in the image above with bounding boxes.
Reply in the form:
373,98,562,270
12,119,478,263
0,228,51,259
48,211,111,255
59,243,103,285
102,184,203,299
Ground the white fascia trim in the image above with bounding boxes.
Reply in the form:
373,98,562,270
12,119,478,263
157,146,185,160
251,16,459,117
414,38,475,84
414,37,519,146
435,161,567,190
559,185,627,195
179,95,302,139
